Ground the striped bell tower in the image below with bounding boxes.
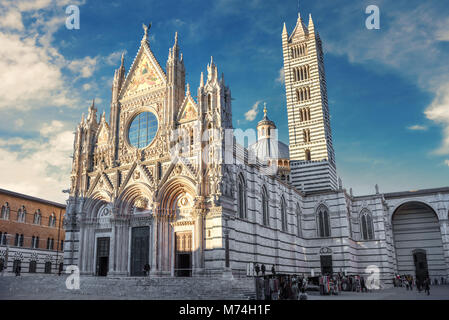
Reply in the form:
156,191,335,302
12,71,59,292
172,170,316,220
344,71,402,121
282,12,338,192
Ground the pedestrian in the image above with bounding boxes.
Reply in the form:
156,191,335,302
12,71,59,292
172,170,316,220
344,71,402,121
424,278,430,296
271,264,276,276
299,287,308,300
15,264,21,276
261,264,266,276
361,276,367,293
254,263,260,277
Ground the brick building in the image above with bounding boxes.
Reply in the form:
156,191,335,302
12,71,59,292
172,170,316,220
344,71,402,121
0,188,66,274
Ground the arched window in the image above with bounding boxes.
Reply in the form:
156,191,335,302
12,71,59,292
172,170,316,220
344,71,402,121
305,149,311,161
1,203,10,220
48,213,56,227
1,232,7,245
296,204,302,237
360,209,375,240
17,206,26,222
207,94,212,111
317,205,331,238
237,174,247,219
280,196,287,232
33,210,42,225
262,186,269,226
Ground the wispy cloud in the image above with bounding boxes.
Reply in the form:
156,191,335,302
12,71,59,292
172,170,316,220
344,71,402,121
322,1,449,157
407,125,427,131
245,101,261,121
276,67,284,84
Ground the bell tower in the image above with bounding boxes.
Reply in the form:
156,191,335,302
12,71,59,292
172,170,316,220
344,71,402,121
282,12,337,192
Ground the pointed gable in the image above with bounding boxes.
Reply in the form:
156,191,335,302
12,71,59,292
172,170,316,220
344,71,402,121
96,121,110,146
288,13,309,42
120,41,166,99
177,88,198,123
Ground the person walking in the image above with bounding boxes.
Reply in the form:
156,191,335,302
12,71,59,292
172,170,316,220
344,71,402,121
424,278,430,296
261,264,266,276
15,264,21,277
271,264,276,276
254,263,260,277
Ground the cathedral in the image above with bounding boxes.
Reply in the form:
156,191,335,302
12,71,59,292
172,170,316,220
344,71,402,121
64,13,449,286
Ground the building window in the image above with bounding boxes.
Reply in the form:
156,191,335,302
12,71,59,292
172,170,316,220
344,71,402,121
1,203,10,220
1,232,7,245
280,197,287,232
47,238,54,250
33,210,42,225
296,87,311,103
48,213,56,227
303,129,311,143
305,149,311,161
31,236,39,249
45,261,52,274
128,111,158,149
17,206,26,222
317,205,331,238
29,261,37,273
296,205,302,237
300,107,311,122
237,174,247,219
360,209,375,240
262,186,269,226
208,94,212,111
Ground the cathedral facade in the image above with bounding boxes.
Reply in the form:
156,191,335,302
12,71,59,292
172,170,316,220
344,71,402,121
64,13,449,286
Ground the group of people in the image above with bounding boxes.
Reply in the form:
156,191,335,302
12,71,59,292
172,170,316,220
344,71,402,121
255,274,309,300
316,274,370,295
393,274,431,295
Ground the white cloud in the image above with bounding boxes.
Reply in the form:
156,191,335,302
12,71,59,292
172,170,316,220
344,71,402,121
425,83,449,154
407,125,427,131
445,160,449,167
0,122,73,202
0,8,24,31
322,2,449,156
68,56,99,78
276,67,284,84
105,50,125,66
245,101,261,121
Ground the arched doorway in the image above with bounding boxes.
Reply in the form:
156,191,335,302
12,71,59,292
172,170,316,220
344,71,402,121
157,176,197,277
392,202,445,281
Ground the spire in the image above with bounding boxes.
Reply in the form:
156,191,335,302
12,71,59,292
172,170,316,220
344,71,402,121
308,13,315,32
174,31,178,46
282,22,287,35
186,83,190,95
263,102,267,119
200,71,204,87
120,52,125,68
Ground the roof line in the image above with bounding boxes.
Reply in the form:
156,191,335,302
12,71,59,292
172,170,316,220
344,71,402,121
0,188,66,208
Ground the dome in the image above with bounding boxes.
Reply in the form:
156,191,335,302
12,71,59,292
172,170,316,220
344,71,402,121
249,137,290,162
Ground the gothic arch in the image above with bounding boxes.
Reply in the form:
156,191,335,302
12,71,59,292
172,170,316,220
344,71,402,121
156,176,197,215
83,190,112,218
115,182,154,215
359,208,374,240
316,204,331,238
389,199,439,223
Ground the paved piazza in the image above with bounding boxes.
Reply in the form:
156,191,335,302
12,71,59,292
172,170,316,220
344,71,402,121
1,275,449,300
308,285,449,300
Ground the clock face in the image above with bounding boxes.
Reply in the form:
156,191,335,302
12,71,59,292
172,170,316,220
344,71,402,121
128,111,158,149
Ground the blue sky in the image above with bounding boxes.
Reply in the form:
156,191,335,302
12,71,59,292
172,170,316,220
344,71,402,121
0,0,448,202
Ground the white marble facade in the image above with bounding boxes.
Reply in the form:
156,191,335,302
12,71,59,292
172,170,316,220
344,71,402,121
63,15,449,286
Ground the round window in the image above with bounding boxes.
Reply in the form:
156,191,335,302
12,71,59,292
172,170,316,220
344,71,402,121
128,111,158,149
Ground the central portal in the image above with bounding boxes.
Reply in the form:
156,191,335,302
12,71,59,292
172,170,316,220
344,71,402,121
96,237,110,276
131,226,150,276
175,231,192,277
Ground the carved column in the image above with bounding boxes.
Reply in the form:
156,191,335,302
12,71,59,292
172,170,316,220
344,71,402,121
150,202,160,275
